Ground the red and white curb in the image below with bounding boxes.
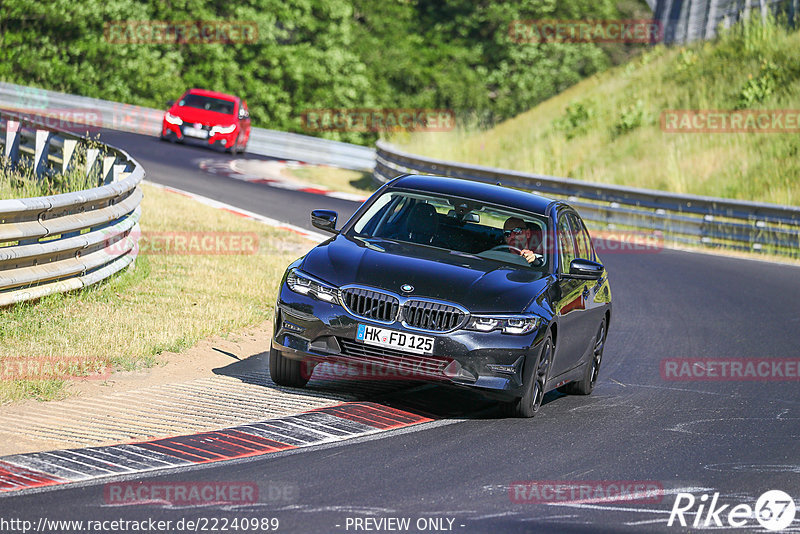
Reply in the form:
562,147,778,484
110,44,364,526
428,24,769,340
199,159,368,202
0,402,433,494
143,180,328,243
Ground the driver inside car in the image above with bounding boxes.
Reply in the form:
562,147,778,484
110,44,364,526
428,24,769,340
503,217,543,265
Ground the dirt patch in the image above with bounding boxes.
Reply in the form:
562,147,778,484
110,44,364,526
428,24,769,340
0,321,280,456
69,321,274,398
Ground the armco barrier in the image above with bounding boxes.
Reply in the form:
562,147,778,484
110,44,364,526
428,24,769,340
0,82,375,171
0,111,142,306
374,141,800,257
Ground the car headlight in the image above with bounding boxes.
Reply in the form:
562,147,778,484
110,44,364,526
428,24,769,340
164,112,183,125
465,315,540,335
211,124,237,135
286,269,340,304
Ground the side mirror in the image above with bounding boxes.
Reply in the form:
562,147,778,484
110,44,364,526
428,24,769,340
166,100,175,108
567,258,604,280
311,210,338,234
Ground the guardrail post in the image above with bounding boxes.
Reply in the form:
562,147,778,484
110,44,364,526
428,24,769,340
34,129,53,178
61,139,77,174
111,163,126,185
85,147,100,181
101,156,116,185
705,0,720,38
4,120,20,166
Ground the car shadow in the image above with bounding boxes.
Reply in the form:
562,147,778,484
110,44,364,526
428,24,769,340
212,349,567,422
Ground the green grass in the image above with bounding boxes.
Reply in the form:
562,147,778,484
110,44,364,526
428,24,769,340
284,166,377,196
394,16,800,206
0,142,102,199
0,183,311,403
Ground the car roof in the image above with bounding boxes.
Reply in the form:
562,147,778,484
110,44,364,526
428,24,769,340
185,88,240,103
388,174,555,216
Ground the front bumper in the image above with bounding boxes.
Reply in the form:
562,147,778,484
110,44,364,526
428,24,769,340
161,121,237,148
273,284,547,401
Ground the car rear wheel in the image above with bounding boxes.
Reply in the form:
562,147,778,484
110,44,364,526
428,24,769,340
558,318,606,396
269,345,310,388
505,335,552,418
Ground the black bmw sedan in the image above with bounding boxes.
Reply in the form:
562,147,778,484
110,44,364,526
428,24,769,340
271,174,611,417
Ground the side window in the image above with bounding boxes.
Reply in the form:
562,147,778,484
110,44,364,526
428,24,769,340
569,213,593,260
557,213,577,273
579,218,595,260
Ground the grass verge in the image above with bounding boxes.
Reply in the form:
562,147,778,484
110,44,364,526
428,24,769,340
0,142,102,199
0,182,312,403
394,17,800,206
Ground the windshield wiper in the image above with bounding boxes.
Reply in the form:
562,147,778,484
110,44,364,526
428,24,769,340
353,236,386,252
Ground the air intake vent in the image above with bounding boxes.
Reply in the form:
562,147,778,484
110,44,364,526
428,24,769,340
340,287,399,323
338,339,450,377
402,300,466,332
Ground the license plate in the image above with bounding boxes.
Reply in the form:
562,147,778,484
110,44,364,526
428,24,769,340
356,324,434,355
183,126,208,138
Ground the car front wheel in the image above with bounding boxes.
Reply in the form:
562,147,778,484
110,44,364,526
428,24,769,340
505,334,552,418
269,344,310,388
227,135,240,154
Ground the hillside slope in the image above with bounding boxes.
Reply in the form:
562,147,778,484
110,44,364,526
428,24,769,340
397,18,800,206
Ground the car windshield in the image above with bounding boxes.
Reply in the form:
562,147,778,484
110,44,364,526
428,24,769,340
348,190,550,269
178,94,235,115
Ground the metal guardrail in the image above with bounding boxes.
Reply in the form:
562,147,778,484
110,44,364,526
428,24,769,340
374,141,800,257
653,0,797,44
0,82,376,171
0,112,143,306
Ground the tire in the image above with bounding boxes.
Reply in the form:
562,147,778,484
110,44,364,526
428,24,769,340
227,135,240,154
558,318,606,396
505,334,553,418
269,344,310,387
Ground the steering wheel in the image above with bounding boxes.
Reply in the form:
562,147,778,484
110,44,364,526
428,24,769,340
487,245,544,267
488,244,522,253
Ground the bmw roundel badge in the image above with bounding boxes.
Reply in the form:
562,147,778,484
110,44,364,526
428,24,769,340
401,284,414,293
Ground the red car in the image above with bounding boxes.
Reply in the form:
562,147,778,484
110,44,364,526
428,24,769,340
161,88,251,154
